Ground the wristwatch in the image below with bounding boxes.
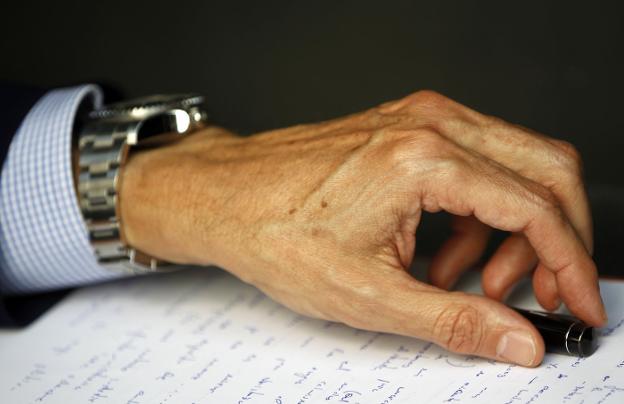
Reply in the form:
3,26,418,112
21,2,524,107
77,94,207,274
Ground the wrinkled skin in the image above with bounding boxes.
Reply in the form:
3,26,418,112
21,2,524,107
119,91,606,367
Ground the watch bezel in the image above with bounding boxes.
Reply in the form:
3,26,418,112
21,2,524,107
89,94,205,121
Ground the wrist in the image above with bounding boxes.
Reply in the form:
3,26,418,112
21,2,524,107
118,127,241,267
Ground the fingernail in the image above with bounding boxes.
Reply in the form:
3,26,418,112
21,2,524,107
497,330,536,366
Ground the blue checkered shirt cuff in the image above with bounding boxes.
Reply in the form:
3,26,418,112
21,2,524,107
0,85,129,294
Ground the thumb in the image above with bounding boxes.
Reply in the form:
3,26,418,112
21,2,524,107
358,274,545,367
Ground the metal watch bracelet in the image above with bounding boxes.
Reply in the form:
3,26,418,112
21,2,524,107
77,94,206,274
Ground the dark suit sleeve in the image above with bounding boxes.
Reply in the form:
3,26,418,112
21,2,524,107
0,84,70,327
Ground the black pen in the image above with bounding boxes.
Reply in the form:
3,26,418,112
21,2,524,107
514,308,598,357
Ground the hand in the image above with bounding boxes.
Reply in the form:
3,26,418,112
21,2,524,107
119,90,606,367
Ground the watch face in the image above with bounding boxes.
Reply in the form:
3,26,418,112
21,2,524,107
90,94,205,120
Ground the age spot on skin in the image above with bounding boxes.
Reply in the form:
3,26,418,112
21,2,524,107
288,208,297,215
321,201,328,208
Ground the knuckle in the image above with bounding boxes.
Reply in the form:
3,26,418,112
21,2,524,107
554,139,582,161
399,90,449,111
433,301,484,354
551,140,584,176
383,127,454,175
411,89,447,103
482,113,508,127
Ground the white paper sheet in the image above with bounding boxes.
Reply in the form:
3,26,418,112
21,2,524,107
1,268,623,404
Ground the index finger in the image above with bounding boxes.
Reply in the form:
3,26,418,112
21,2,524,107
417,150,606,326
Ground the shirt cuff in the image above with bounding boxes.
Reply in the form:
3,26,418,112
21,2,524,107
0,85,128,294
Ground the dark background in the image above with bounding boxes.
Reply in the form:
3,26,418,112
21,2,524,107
1,0,622,274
